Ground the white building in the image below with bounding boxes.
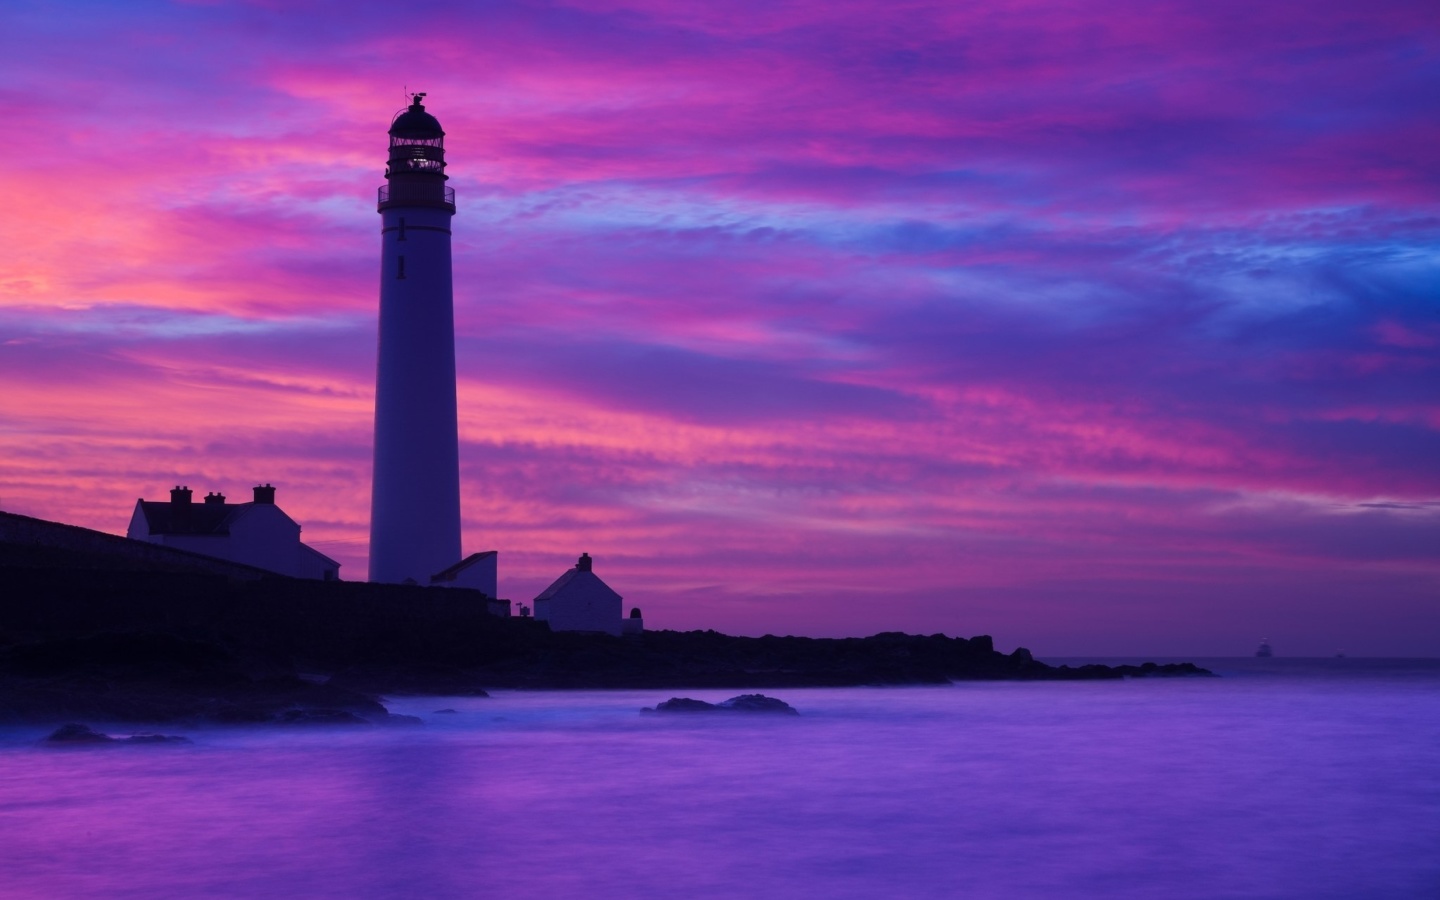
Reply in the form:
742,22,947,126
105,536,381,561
368,93,464,585
534,553,639,636
127,485,339,580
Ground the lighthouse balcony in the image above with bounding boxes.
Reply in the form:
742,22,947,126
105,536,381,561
378,183,456,212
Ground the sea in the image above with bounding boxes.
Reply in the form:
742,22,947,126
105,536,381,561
1,657,1437,899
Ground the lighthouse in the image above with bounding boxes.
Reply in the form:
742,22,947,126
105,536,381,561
368,93,462,584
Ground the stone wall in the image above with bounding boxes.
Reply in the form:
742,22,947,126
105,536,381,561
0,511,269,579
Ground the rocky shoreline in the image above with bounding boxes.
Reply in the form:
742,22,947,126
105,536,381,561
0,538,1213,727
0,629,1213,727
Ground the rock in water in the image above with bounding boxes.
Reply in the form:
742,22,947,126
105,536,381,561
41,723,191,746
122,733,193,744
717,694,800,714
643,694,800,715
647,697,718,713
43,723,113,744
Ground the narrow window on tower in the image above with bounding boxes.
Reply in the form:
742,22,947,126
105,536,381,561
397,255,406,280
398,218,407,241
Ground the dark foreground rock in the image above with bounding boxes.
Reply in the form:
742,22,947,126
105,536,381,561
328,662,491,697
275,708,370,726
0,627,1216,725
41,723,191,746
644,694,800,715
0,554,1216,722
0,633,396,727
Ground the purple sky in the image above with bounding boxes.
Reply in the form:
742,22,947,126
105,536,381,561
1,0,1436,655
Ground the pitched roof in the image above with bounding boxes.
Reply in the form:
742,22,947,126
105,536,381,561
135,499,305,543
534,567,623,603
430,550,497,583
299,542,342,569
135,500,252,536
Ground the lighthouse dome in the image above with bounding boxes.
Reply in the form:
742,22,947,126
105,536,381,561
390,96,444,138
381,92,452,204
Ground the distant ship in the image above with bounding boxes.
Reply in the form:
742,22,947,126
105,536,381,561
1255,640,1273,658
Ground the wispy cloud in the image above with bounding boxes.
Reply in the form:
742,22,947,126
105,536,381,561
0,0,1435,654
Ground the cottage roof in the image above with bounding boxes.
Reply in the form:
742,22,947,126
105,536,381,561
134,496,302,537
534,567,623,603
135,500,252,536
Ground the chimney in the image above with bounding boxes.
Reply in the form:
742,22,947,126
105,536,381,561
577,552,592,572
170,485,193,528
204,492,226,505
253,483,276,504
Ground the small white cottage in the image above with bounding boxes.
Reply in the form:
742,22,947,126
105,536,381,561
127,485,339,581
534,553,637,636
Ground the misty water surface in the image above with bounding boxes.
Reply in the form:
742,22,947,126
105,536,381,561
2,659,1437,898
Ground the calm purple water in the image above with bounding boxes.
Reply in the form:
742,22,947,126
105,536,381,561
2,659,1438,898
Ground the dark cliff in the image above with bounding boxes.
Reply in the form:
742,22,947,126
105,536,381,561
0,512,1211,723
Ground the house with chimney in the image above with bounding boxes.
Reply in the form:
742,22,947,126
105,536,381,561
534,553,641,636
127,484,340,580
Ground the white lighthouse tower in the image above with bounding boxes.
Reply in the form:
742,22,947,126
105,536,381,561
368,93,463,584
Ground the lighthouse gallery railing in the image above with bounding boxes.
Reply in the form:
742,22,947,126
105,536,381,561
378,184,456,211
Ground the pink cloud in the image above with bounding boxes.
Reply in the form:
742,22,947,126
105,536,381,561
0,0,1435,653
